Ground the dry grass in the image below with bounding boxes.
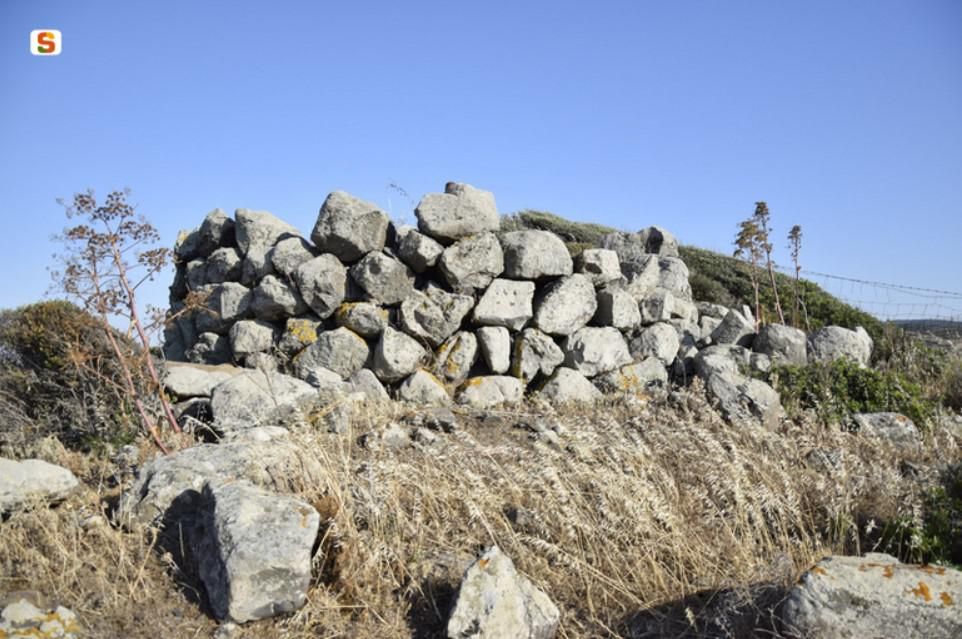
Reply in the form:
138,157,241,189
2,388,960,638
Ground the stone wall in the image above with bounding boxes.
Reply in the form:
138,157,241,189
163,181,871,411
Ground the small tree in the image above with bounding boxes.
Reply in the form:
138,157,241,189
787,224,805,329
51,189,181,452
752,202,785,325
734,217,763,329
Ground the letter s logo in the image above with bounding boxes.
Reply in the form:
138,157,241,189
31,30,61,56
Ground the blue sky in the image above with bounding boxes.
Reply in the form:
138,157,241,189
1,0,960,318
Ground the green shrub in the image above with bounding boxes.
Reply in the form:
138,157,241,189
771,358,935,428
0,300,139,451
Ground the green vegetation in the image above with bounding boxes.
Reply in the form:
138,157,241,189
0,300,139,451
770,358,935,428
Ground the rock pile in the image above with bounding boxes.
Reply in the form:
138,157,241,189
163,181,873,418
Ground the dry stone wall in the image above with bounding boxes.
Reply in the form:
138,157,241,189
163,181,871,412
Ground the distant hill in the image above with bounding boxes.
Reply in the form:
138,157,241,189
502,209,884,340
894,319,962,339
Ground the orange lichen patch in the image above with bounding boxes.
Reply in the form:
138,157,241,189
811,566,828,576
919,565,946,576
478,558,489,570
883,565,895,578
910,581,933,602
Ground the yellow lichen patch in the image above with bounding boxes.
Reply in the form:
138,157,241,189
910,581,932,602
940,591,953,607
287,319,318,345
883,565,894,578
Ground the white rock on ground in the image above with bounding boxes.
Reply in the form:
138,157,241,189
415,182,500,243
457,375,524,408
116,427,322,528
0,458,79,514
396,370,451,405
209,370,317,434
500,230,573,280
533,274,597,336
0,597,81,638
594,358,668,394
808,325,873,366
194,480,320,623
447,545,560,639
472,278,535,331
562,327,632,377
780,553,962,639
537,367,602,403
310,191,389,262
476,326,511,374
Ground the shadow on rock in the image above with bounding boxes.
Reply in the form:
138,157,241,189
621,583,791,639
155,488,215,618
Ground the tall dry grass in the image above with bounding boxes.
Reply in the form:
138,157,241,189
2,386,959,638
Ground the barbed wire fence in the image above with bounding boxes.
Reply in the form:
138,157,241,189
782,267,962,336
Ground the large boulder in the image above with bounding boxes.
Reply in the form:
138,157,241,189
349,252,415,305
601,226,679,262
395,227,444,273
116,427,322,528
397,370,451,405
196,208,237,258
194,480,319,623
194,283,253,334
373,327,427,383
415,182,500,243
710,308,756,347
229,319,276,358
439,232,504,292
575,248,622,287
472,278,535,331
594,286,641,330
533,274,597,336
0,458,79,514
512,328,565,383
537,368,602,404
234,208,299,257
293,254,347,320
780,553,962,639
164,362,240,399
852,413,921,451
457,376,524,408
293,327,369,380
562,327,632,377
447,546,560,639
595,359,668,394
270,236,317,279
310,191,389,262
808,326,873,366
399,288,474,346
500,230,573,280
434,331,478,384
204,247,242,284
477,326,511,374
629,322,680,366
754,323,807,365
251,274,307,320
334,302,389,338
209,370,317,434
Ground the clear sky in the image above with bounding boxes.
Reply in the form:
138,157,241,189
1,0,960,317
